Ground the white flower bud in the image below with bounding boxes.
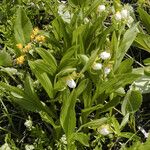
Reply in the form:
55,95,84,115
92,63,102,70
121,9,128,19
115,12,122,21
97,5,106,12
60,134,67,144
99,127,110,135
98,124,111,136
66,79,76,88
25,145,35,150
100,51,111,60
24,119,32,129
0,143,11,150
104,67,111,75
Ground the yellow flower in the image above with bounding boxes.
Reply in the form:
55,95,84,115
35,35,45,43
16,43,23,49
22,43,31,53
30,34,35,41
32,27,39,35
16,55,25,65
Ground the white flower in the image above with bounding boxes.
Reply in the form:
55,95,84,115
24,119,32,129
121,9,128,19
0,143,11,150
84,17,89,23
100,51,111,60
97,5,106,12
60,134,67,144
25,144,34,150
58,4,71,23
115,12,122,21
92,63,102,70
66,78,76,88
98,124,111,136
99,127,110,135
104,67,111,75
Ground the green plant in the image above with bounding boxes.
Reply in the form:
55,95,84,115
0,0,149,149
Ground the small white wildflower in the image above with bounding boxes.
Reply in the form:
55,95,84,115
84,17,89,23
58,4,71,23
25,144,34,150
98,124,111,136
60,134,67,145
115,12,122,21
97,5,106,12
92,63,102,70
0,143,11,150
66,78,76,88
24,119,32,129
104,67,111,75
100,51,111,60
121,9,128,19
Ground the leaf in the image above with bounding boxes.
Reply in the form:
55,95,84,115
92,73,141,102
29,61,54,99
111,116,121,135
60,90,77,137
101,97,121,113
114,23,138,70
115,59,133,74
80,49,99,73
14,7,32,45
0,50,12,66
120,113,129,130
138,8,150,33
39,111,58,129
78,117,107,132
72,132,89,147
31,59,55,76
133,75,150,94
121,90,142,115
134,33,150,53
59,45,79,68
76,79,89,97
144,58,150,66
36,48,57,73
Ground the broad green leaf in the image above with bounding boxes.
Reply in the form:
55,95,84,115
121,90,142,115
138,8,150,33
111,116,121,135
29,61,54,98
144,58,150,66
60,90,77,137
115,59,133,74
76,79,89,97
120,113,129,130
72,132,89,147
114,23,138,70
39,111,58,129
0,50,12,66
120,132,140,141
59,45,79,68
31,59,56,76
82,80,92,108
134,33,150,53
80,49,99,73
14,7,32,46
101,97,121,113
78,117,107,132
92,73,141,102
36,48,57,73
